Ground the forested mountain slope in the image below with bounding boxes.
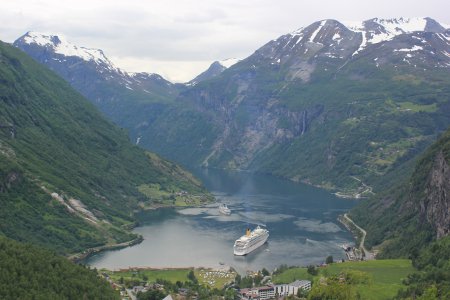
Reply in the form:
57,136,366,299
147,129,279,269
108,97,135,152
351,126,450,258
0,41,209,254
0,236,119,299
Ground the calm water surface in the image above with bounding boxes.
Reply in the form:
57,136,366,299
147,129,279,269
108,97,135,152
87,168,357,273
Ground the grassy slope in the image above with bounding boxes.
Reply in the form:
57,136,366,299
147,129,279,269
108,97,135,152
273,260,414,300
0,41,210,254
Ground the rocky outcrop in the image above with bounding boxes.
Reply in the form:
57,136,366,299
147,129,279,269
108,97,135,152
0,171,21,193
421,151,450,238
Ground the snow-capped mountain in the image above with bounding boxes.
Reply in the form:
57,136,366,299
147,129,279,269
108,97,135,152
14,31,176,90
252,17,449,81
132,17,450,195
343,17,447,54
14,31,180,124
21,31,117,69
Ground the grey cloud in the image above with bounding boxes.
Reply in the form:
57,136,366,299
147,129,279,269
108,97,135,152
175,8,228,23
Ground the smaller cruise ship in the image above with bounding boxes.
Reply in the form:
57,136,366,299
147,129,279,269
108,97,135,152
234,226,269,256
219,203,231,215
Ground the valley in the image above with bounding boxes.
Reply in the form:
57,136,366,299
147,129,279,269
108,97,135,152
0,9,449,300
14,18,450,197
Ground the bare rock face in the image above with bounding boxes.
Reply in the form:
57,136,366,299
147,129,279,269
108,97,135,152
422,151,450,238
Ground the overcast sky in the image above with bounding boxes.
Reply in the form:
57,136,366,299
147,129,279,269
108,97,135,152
1,0,449,82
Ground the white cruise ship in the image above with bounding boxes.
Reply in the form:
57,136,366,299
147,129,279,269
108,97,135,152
219,203,231,215
233,226,269,256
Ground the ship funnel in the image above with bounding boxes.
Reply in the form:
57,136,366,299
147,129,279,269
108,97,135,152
246,228,250,236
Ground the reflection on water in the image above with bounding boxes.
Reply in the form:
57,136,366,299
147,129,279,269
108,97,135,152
86,168,356,273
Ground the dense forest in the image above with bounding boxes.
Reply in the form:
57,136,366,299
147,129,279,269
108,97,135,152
397,236,450,299
0,236,118,299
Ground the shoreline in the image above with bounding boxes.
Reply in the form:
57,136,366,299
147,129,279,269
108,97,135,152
75,172,358,270
69,235,144,263
195,165,364,200
71,201,216,264
337,213,375,260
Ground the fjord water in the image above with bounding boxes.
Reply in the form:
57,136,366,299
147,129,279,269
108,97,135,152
87,168,357,273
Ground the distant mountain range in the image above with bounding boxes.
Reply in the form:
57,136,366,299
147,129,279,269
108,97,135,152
14,17,450,198
187,58,240,86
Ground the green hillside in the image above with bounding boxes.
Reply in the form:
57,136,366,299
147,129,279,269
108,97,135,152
0,235,119,299
127,44,450,197
397,236,450,299
273,259,414,300
0,41,211,254
252,64,450,194
351,126,450,258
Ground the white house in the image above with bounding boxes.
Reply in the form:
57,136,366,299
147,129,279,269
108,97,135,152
274,280,311,297
240,280,311,299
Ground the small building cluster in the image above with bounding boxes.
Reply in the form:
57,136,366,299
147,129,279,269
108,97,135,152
239,280,311,300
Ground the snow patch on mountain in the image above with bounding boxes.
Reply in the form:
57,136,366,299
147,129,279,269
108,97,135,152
219,58,240,68
22,32,115,68
309,20,326,43
332,32,341,41
378,17,427,33
291,27,304,36
395,45,424,52
343,17,432,55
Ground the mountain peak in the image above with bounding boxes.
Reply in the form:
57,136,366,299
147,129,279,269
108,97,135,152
340,17,447,55
187,58,240,85
344,17,436,32
18,31,114,67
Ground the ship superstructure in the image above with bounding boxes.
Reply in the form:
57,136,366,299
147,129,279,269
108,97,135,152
233,226,269,255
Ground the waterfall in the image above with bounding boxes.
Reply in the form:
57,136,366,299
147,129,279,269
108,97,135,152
301,110,307,135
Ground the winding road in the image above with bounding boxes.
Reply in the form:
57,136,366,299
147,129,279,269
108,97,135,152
343,213,373,259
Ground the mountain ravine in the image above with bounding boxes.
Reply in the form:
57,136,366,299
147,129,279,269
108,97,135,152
14,17,450,196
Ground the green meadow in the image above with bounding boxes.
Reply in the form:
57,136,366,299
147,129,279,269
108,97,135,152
273,259,414,300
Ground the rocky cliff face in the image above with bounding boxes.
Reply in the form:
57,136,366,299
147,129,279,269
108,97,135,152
421,150,450,238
